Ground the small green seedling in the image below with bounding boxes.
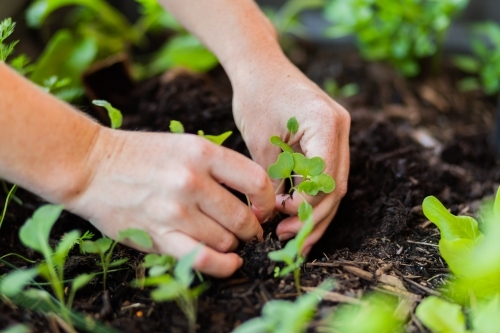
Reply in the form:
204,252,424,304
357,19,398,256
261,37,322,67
42,76,83,102
267,117,335,293
169,120,233,146
327,292,405,333
133,248,207,333
92,100,123,129
453,21,500,95
233,280,334,333
323,78,359,99
416,296,468,333
0,184,18,232
80,228,152,290
0,18,17,62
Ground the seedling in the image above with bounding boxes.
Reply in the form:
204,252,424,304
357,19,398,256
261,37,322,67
323,78,359,99
267,117,335,293
324,0,469,77
169,120,233,146
80,228,153,290
42,76,83,102
0,184,18,232
453,22,500,95
0,18,17,62
233,279,334,333
92,100,123,129
133,248,207,333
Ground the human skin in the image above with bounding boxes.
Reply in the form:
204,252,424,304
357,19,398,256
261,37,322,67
0,0,350,277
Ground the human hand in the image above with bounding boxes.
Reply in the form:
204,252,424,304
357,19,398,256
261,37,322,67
64,129,275,277
230,54,350,254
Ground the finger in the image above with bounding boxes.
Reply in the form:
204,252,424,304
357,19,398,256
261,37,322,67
275,195,338,241
209,146,275,222
198,179,264,241
153,231,243,278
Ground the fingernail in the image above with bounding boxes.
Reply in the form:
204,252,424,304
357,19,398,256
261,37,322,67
303,246,312,256
278,233,295,241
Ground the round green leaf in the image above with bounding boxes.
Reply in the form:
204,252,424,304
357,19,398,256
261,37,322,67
311,174,336,194
287,117,299,134
268,152,294,179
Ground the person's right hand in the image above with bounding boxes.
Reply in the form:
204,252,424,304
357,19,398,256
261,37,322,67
64,128,275,277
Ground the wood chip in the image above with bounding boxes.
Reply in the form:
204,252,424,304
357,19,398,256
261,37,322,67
301,287,361,304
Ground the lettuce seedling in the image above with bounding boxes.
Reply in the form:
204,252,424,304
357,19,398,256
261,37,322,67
92,100,123,129
453,22,500,95
267,117,335,293
233,279,334,333
133,248,207,333
169,120,233,146
416,296,468,333
80,228,153,290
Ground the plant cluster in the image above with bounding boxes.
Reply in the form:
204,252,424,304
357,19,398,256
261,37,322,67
454,21,500,96
414,187,500,332
169,120,233,145
323,0,470,77
266,117,335,293
133,250,207,333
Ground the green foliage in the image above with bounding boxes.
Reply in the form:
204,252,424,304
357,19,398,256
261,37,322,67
92,100,123,129
327,292,404,333
323,78,360,99
169,120,233,146
324,0,469,77
0,324,31,333
267,118,335,293
81,228,152,290
0,184,18,232
42,76,84,102
233,280,334,333
133,248,207,333
453,22,500,95
416,296,468,333
0,18,18,62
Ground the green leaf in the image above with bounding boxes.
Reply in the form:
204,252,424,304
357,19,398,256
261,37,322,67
422,196,481,241
72,273,94,292
0,267,39,297
203,131,233,146
268,152,294,179
53,230,81,267
151,282,182,301
19,204,64,257
311,174,336,194
143,254,176,268
109,258,128,267
270,136,294,154
416,296,467,333
174,247,199,287
298,201,313,223
268,239,297,264
117,228,153,249
0,324,31,333
30,30,97,91
292,153,325,178
297,180,320,196
439,238,479,275
453,55,480,73
80,238,113,255
287,117,299,134
92,100,123,129
169,120,185,133
457,77,481,92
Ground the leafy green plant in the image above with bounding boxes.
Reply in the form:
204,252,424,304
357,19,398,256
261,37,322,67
80,229,153,290
323,78,359,99
233,279,334,333
324,0,469,77
453,22,500,95
267,117,335,293
169,120,233,146
414,187,500,332
326,292,405,333
133,248,207,333
0,184,18,232
92,100,124,129
0,18,18,62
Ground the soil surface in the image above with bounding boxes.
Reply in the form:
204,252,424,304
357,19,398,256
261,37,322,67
1,48,499,333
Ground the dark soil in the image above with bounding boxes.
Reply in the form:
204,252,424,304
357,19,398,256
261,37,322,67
1,48,499,333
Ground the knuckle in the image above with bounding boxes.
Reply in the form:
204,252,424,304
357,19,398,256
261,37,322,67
194,248,212,270
177,169,200,194
232,207,253,232
252,168,271,193
215,235,236,253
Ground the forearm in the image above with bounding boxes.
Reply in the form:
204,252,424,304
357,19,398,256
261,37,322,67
158,0,287,81
0,63,101,204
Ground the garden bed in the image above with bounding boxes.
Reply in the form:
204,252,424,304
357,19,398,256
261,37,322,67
0,47,498,332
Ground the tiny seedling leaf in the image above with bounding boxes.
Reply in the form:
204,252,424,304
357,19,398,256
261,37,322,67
292,153,324,178
143,253,176,268
423,196,481,241
203,131,233,146
298,201,313,223
416,296,467,333
169,120,185,133
80,238,113,255
270,136,294,154
174,247,200,287
268,152,294,179
287,117,299,134
150,281,182,301
53,229,81,267
72,273,94,292
92,100,123,129
297,180,320,196
0,267,39,297
117,228,153,249
311,173,336,194
19,204,64,256
109,258,129,267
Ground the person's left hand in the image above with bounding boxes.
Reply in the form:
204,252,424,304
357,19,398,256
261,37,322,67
229,53,351,255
